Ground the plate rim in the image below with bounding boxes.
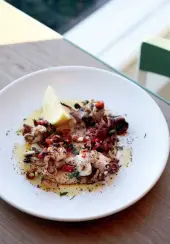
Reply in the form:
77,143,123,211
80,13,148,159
0,66,169,222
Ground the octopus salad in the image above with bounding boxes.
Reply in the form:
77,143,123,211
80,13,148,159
21,99,129,190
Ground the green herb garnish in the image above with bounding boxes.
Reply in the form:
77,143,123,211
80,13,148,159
6,130,10,136
69,170,80,180
63,143,67,148
72,147,80,155
116,146,123,150
60,192,68,196
16,129,21,136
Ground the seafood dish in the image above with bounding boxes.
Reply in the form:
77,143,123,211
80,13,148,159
21,95,128,189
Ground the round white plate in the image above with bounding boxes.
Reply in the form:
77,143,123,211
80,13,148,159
0,66,169,221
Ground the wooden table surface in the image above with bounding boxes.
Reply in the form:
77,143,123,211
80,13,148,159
0,2,170,244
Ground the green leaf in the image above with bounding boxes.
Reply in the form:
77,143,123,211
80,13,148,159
69,170,80,180
72,147,79,155
60,192,68,196
68,174,73,179
116,146,123,150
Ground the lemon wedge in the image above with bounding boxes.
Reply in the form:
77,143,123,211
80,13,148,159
43,86,70,125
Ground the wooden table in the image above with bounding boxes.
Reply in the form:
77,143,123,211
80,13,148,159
0,2,170,244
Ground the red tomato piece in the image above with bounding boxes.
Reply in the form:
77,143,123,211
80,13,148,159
38,153,44,159
72,135,78,141
95,101,104,110
62,164,74,172
45,138,53,145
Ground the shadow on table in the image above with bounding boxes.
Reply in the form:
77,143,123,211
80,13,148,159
0,38,112,90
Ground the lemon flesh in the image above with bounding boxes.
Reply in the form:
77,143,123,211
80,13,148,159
42,86,70,125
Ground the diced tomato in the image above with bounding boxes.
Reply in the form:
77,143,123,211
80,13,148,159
86,141,91,149
95,142,101,148
66,152,72,158
103,143,109,152
51,135,60,141
95,138,100,143
64,135,72,144
42,147,47,152
72,135,78,141
83,137,88,142
38,148,47,159
62,164,74,172
61,129,70,135
89,128,94,133
95,101,104,110
81,153,86,158
34,120,49,126
67,147,72,153
38,153,44,159
82,149,88,153
91,138,95,144
45,138,53,145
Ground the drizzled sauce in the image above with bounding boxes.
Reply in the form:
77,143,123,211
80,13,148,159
14,101,132,196
14,105,104,196
14,142,104,196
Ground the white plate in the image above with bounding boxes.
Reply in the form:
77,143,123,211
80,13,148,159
0,66,169,221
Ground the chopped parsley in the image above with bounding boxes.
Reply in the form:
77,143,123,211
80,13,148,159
63,143,67,148
116,146,124,150
69,170,80,180
72,147,80,155
60,192,68,196
6,130,10,136
16,129,21,136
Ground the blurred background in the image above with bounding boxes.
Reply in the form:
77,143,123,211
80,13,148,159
5,0,170,102
5,0,110,33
